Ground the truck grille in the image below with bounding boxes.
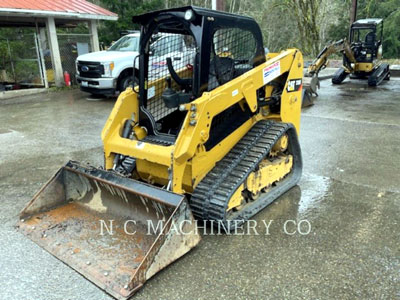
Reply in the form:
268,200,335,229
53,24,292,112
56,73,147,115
77,61,104,78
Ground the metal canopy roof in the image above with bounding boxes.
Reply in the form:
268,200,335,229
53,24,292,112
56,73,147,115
353,18,383,25
0,0,118,20
133,5,254,24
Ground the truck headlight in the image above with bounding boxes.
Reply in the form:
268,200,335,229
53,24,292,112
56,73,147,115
75,61,79,75
102,62,114,77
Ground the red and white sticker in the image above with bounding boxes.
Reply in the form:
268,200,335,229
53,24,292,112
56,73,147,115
263,61,281,84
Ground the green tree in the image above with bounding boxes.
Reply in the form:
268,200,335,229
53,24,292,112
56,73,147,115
96,0,164,46
357,0,400,58
283,0,321,56
382,9,400,58
267,0,338,56
91,0,399,58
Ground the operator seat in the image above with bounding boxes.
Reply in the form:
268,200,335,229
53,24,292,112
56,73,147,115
214,56,235,85
364,31,376,48
364,31,377,58
208,56,235,90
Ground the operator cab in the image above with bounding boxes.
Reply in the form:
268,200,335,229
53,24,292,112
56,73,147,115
350,18,383,63
132,6,265,144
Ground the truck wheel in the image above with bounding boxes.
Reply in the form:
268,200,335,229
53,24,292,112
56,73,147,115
118,75,137,93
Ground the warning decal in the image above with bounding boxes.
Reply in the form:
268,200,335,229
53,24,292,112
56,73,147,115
263,61,281,84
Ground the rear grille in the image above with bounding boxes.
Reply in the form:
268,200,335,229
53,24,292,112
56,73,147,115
77,61,104,78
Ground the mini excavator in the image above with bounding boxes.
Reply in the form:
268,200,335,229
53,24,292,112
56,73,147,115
303,18,390,106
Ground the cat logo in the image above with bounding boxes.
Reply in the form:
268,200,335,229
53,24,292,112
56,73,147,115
287,79,302,92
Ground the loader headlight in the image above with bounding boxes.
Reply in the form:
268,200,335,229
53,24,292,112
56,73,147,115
102,61,114,77
184,9,195,21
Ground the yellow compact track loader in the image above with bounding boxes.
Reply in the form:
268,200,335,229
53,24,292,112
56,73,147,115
18,6,303,299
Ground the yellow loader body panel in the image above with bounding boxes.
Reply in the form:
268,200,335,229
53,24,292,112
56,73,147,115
103,49,303,194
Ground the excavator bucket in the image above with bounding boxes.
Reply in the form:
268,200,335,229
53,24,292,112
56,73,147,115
302,74,320,107
17,161,200,299
302,88,315,108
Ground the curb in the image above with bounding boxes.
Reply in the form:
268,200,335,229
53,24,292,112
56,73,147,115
0,88,47,101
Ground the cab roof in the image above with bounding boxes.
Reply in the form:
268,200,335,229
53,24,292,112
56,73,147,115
353,18,383,25
132,5,255,25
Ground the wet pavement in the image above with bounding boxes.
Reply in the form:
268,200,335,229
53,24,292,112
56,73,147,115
1,79,399,299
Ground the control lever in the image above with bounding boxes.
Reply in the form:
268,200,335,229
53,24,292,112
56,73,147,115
166,57,192,88
166,76,172,88
162,76,191,108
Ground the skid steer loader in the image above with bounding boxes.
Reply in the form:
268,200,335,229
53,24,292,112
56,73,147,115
18,6,303,299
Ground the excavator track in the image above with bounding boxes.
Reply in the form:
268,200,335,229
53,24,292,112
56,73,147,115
368,63,390,86
189,120,302,229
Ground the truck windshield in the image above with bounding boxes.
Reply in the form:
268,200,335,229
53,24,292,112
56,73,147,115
108,36,139,51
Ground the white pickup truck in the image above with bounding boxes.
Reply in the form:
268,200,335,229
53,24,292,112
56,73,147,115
76,32,140,96
76,32,195,96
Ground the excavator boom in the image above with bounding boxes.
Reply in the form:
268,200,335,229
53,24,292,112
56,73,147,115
307,39,355,76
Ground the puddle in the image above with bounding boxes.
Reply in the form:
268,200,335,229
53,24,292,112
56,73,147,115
298,174,332,218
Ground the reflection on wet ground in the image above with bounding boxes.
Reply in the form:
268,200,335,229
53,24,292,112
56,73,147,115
0,80,399,299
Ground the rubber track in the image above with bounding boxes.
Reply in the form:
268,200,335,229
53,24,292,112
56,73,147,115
368,63,390,86
189,120,302,227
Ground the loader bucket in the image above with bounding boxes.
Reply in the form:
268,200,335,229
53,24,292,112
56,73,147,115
17,161,200,299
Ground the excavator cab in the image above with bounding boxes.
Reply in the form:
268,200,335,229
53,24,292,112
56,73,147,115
349,18,383,63
337,18,389,85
